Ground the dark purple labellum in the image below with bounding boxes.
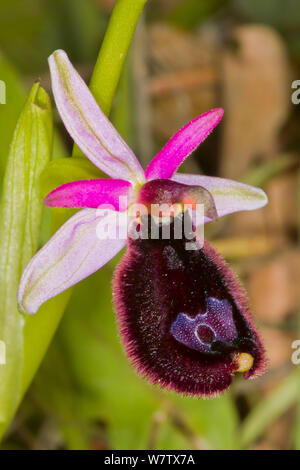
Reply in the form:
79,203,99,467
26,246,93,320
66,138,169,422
113,213,266,397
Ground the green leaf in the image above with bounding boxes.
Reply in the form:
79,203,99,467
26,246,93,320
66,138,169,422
33,337,91,450
0,53,26,189
0,82,52,438
39,157,104,199
170,393,239,450
240,372,298,449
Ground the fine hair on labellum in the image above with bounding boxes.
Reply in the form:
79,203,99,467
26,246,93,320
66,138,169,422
113,213,266,397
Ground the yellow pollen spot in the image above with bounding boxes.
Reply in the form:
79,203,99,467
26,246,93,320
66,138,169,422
235,353,254,373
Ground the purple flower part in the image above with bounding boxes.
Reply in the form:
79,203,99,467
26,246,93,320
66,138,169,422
48,50,145,186
18,208,127,314
173,173,268,223
44,178,132,210
113,214,266,397
137,179,218,221
171,298,238,354
145,108,224,181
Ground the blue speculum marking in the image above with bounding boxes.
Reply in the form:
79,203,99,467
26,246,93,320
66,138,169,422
170,297,238,353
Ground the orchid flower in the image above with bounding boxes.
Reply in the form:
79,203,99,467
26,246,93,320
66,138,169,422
18,50,268,397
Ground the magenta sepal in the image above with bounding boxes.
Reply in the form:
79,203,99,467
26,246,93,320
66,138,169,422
145,108,224,181
44,178,132,210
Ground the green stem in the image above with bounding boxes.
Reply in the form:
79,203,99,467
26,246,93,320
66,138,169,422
90,0,148,116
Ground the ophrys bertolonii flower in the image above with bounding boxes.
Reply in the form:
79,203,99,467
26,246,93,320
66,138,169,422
18,50,267,396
